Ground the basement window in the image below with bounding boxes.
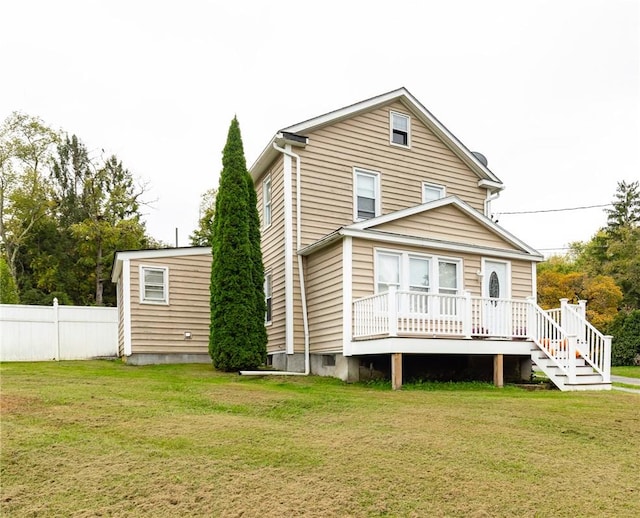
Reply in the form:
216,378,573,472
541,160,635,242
322,355,336,367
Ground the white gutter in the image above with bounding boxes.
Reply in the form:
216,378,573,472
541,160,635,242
240,140,310,376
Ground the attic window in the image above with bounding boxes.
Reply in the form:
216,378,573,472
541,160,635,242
390,111,410,147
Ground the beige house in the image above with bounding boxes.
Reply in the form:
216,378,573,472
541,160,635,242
112,88,611,390
111,247,212,365
250,87,611,390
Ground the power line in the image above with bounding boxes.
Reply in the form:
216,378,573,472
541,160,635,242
498,203,611,215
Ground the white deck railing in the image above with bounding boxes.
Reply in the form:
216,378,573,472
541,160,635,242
352,290,611,384
353,289,530,340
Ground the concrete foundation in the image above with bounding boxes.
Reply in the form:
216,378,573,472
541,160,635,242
125,353,211,366
269,352,360,382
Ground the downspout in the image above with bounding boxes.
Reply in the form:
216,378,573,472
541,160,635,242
240,141,310,376
484,190,500,219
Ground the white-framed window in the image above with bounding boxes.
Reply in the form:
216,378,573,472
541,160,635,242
354,168,380,221
375,249,461,295
422,182,446,203
390,111,410,147
140,265,169,304
376,252,401,293
263,175,272,228
264,271,272,324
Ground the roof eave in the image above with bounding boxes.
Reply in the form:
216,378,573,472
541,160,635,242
250,132,308,181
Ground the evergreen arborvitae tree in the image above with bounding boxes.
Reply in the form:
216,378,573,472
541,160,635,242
209,117,267,371
246,172,268,360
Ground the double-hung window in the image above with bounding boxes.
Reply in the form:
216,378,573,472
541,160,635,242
422,182,446,203
390,111,410,147
375,250,461,315
264,271,272,324
140,266,168,304
263,176,272,228
354,168,380,221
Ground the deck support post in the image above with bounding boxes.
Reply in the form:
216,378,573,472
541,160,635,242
493,354,504,388
391,353,403,390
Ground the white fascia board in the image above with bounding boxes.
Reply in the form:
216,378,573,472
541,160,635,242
251,87,504,187
122,258,132,356
250,133,308,182
283,88,409,134
349,337,532,356
478,179,504,191
347,196,541,258
349,196,454,230
111,247,211,283
400,92,504,186
341,228,544,262
298,230,343,256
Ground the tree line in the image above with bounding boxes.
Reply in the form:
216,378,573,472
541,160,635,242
537,180,640,365
0,113,156,306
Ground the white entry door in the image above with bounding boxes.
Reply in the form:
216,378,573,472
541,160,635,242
482,260,511,336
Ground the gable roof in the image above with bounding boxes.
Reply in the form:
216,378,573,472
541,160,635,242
299,197,543,261
250,87,504,193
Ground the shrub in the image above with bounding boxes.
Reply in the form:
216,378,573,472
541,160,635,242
608,310,640,366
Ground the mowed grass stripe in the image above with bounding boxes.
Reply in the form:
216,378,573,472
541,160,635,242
1,361,639,517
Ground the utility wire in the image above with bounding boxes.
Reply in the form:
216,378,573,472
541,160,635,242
498,203,611,215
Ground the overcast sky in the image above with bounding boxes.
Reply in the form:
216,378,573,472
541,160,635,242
2,0,638,255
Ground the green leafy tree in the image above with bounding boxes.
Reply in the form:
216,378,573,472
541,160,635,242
1,113,155,306
0,255,19,303
572,181,640,309
0,113,58,284
209,117,266,371
607,310,640,366
50,138,150,305
189,187,217,247
537,263,622,330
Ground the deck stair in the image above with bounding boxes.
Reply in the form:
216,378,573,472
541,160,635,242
530,345,611,391
529,299,612,391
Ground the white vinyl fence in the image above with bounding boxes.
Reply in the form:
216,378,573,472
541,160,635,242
0,299,118,361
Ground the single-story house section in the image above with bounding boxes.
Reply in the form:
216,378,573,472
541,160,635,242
111,247,212,365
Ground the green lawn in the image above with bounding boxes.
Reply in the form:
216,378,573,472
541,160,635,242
2,361,639,517
612,365,640,379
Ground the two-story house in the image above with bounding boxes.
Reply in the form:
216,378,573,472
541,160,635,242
247,87,611,390
112,88,611,390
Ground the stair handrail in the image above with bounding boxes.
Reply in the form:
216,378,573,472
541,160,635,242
563,304,612,383
529,301,577,382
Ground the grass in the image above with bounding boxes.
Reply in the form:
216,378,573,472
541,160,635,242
2,361,639,517
612,366,640,379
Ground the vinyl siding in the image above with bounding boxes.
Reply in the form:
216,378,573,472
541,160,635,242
129,254,211,354
305,240,343,353
257,159,287,352
370,204,519,250
296,100,489,247
512,259,534,299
